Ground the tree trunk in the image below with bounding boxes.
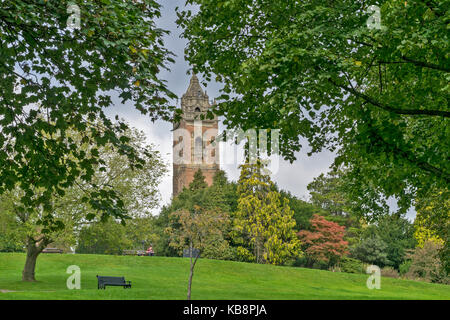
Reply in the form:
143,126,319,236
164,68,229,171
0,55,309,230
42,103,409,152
22,236,44,282
255,235,264,264
187,260,194,300
187,243,200,300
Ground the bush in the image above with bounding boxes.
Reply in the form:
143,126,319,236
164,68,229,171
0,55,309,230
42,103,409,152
404,241,449,284
311,260,329,270
292,256,328,270
381,266,399,278
338,256,365,274
202,239,237,261
293,256,308,268
399,260,412,275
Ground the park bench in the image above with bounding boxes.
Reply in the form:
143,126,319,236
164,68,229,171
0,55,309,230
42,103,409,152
96,275,131,289
183,248,200,258
123,250,147,256
42,248,63,254
122,250,137,255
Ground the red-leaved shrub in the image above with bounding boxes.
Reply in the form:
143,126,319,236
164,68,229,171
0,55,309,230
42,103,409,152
297,214,349,267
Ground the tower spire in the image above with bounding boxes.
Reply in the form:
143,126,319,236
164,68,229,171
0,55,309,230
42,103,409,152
185,72,205,98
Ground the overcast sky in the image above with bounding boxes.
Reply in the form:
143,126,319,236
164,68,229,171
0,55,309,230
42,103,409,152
105,1,415,220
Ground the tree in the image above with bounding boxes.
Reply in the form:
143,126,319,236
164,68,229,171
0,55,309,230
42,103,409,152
298,214,349,268
413,188,449,271
361,215,416,269
1,126,167,280
189,169,208,192
155,170,238,259
177,0,449,219
165,208,229,300
153,205,184,257
0,188,75,281
232,161,301,265
77,216,159,255
154,172,209,258
307,169,366,247
351,237,390,268
405,241,448,284
77,219,132,255
125,216,161,253
278,190,325,231
207,170,239,213
307,169,349,216
414,215,445,249
0,0,175,279
0,205,26,252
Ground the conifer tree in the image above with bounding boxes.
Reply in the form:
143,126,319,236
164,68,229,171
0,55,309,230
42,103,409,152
233,161,301,265
189,170,208,192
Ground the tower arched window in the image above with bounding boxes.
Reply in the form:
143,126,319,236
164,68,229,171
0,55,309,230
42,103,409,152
194,136,202,161
195,107,201,112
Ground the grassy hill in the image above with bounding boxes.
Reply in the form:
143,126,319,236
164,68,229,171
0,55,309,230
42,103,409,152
0,253,448,300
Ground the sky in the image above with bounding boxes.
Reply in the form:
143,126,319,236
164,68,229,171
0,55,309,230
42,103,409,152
105,1,415,220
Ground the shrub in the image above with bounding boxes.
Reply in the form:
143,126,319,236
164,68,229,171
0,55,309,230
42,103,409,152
311,260,329,270
339,256,365,274
405,241,449,284
399,260,412,275
202,238,237,261
293,256,308,268
382,266,399,278
292,256,331,270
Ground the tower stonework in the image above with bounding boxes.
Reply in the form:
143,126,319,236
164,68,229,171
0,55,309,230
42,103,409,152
172,74,220,197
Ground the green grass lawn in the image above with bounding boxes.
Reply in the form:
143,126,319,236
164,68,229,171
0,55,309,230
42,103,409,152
0,252,448,300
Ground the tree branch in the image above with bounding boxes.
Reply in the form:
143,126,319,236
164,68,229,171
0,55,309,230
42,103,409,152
368,124,450,183
401,56,450,73
329,79,450,118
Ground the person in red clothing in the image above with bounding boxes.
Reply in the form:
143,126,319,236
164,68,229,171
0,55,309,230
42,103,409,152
146,246,154,256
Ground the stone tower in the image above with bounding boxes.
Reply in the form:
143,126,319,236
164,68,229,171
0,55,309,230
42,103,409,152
172,74,220,197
